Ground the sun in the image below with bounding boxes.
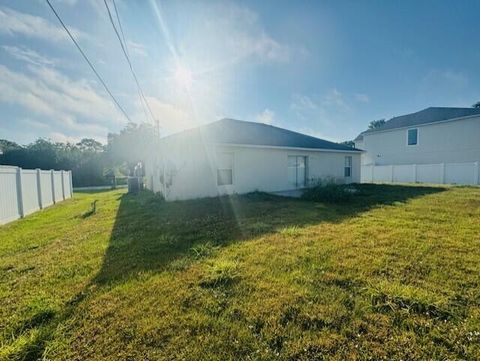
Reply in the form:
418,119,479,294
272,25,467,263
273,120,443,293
174,64,193,89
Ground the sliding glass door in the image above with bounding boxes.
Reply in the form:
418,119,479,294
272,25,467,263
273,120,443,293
288,156,307,188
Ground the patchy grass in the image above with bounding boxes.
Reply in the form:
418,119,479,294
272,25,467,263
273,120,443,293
0,184,479,360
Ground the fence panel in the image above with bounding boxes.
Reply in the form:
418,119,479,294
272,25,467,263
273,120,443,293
40,171,54,207
416,164,443,184
360,165,372,183
361,161,479,186
62,171,72,198
53,171,63,202
445,162,476,185
0,166,73,225
21,170,41,216
393,164,416,183
0,167,20,224
372,165,392,182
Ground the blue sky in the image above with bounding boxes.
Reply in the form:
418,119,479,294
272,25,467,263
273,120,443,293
0,0,479,144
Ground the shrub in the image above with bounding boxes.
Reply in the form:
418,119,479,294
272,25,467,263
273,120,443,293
301,183,355,203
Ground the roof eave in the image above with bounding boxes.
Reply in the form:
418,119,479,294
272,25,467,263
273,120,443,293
361,113,480,136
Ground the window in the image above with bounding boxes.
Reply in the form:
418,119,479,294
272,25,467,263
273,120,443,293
407,128,418,145
344,156,352,177
217,152,233,185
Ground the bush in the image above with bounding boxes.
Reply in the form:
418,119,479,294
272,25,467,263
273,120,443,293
301,183,355,203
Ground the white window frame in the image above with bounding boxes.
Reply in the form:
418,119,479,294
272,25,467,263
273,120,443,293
217,151,234,186
406,128,419,146
344,156,352,178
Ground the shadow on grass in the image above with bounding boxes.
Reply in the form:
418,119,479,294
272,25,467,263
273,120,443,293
93,183,446,286
8,184,446,360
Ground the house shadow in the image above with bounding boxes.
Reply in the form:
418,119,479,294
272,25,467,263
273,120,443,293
13,184,447,360
92,183,446,286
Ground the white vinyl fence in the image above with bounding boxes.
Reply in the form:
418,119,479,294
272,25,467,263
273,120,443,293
361,161,480,186
0,166,73,225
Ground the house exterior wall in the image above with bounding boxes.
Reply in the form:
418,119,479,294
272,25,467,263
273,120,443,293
356,116,480,166
145,142,360,201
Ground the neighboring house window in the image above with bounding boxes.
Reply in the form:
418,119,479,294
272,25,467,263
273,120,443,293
407,128,418,145
217,152,233,186
344,156,352,177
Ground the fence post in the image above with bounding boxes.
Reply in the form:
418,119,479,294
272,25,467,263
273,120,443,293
16,167,25,218
36,169,43,209
390,165,394,183
371,165,374,183
61,171,66,200
69,171,73,198
413,164,417,183
441,163,446,184
51,170,56,204
474,161,479,185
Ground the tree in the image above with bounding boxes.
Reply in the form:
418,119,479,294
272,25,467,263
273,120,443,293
0,122,157,186
340,140,355,148
0,138,108,187
106,122,156,174
473,101,480,108
0,139,21,154
76,138,104,153
368,119,386,130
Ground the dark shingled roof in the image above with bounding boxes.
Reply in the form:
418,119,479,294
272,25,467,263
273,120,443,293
363,107,480,135
165,118,361,151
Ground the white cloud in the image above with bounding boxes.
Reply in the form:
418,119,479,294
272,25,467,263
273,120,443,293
421,69,468,90
127,40,148,57
0,6,85,42
2,45,57,67
18,118,50,129
290,94,317,112
0,64,120,140
143,96,194,134
418,69,471,106
49,131,82,144
177,2,290,66
354,93,370,103
290,89,361,142
322,88,349,111
255,108,275,124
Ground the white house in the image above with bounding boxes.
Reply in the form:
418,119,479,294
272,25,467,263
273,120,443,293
145,118,361,201
355,107,480,185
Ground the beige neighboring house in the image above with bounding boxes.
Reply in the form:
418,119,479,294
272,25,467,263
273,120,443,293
145,118,361,201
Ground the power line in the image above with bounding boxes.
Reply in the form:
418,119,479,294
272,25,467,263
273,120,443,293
45,0,133,123
111,0,157,124
107,0,148,123
104,0,157,124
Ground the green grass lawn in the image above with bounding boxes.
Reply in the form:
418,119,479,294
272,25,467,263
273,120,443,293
1,184,479,360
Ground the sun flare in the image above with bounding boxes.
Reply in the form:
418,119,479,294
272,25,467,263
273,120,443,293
173,64,193,89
